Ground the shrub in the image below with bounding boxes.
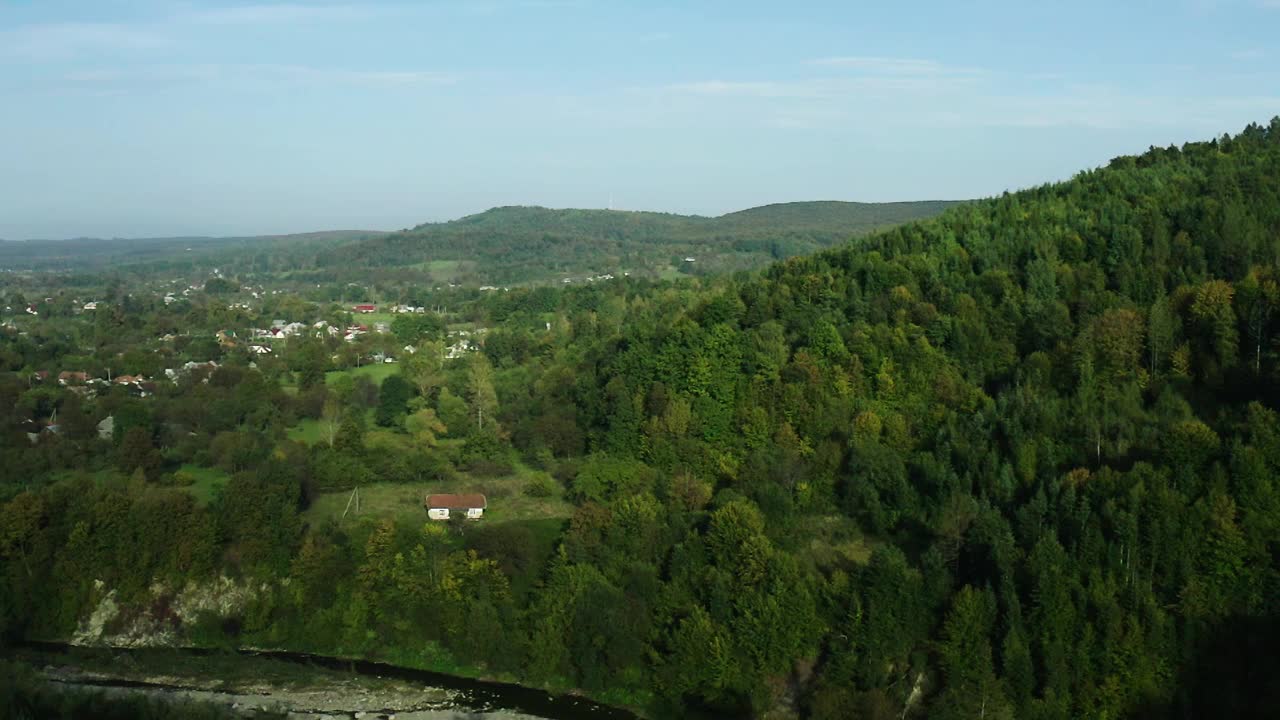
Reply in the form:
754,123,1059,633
524,473,557,498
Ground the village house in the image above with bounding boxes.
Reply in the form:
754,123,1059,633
166,360,218,382
353,304,377,314
58,371,89,385
424,493,487,521
445,339,473,359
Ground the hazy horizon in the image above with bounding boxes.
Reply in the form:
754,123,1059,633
3,0,1278,239
1,198,969,243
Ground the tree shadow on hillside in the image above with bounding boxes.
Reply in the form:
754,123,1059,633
1130,614,1280,719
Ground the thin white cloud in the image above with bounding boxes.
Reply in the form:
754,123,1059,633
267,64,458,86
59,63,458,90
662,80,832,99
0,4,383,63
186,3,373,25
657,68,983,102
460,0,590,15
516,0,591,7
642,61,1280,133
1231,48,1266,60
0,22,168,61
809,56,984,77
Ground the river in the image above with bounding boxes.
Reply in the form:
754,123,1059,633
14,642,641,720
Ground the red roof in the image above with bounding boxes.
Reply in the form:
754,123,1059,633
425,493,487,510
353,304,376,311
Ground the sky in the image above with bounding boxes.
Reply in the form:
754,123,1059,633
2,1,1279,239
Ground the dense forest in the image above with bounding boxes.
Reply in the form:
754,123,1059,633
2,120,1279,718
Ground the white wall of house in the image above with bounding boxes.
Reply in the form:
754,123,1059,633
466,508,484,519
428,508,450,520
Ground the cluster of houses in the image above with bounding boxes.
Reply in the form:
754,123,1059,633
444,327,486,359
560,272,627,285
30,359,227,404
223,315,400,359
243,319,393,349
356,303,433,315
31,370,155,398
251,319,311,341
0,296,99,317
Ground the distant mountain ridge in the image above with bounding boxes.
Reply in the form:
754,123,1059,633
415,200,960,233
0,200,961,281
323,199,963,285
0,230,387,272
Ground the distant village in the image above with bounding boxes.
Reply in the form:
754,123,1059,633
8,281,497,443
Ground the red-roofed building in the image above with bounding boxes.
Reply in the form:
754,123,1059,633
424,493,487,520
353,304,376,313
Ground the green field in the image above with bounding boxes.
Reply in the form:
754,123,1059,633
408,259,466,283
286,418,329,444
283,362,400,396
287,407,376,445
353,311,396,327
302,464,573,529
176,465,230,506
328,362,398,386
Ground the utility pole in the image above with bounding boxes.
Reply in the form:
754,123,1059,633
342,486,360,519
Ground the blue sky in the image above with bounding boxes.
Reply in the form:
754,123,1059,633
2,1,1278,239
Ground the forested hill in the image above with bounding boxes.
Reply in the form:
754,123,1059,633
315,200,960,284
533,118,1280,716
